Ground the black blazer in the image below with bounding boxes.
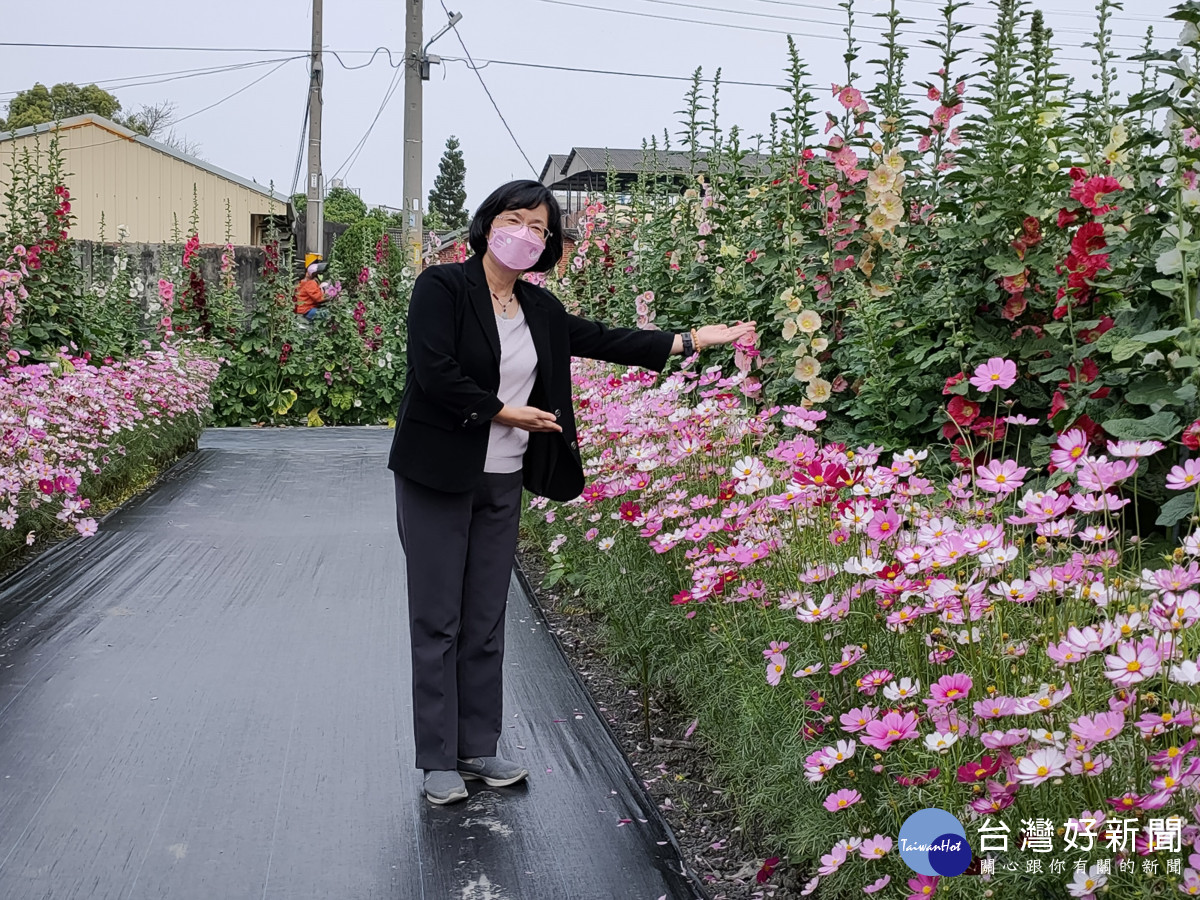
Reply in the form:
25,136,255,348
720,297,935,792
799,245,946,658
387,254,675,501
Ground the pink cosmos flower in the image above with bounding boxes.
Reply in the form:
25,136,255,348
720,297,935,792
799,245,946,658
906,874,939,899
1104,640,1162,687
973,696,1016,718
818,845,848,876
766,652,786,686
1015,746,1068,785
864,875,891,894
1106,439,1163,458
1049,429,1089,473
1071,710,1125,743
975,458,1028,495
831,644,865,675
862,710,920,750
1167,459,1200,491
841,706,878,733
980,728,1028,750
823,788,862,812
928,673,972,706
969,357,1017,393
859,835,893,859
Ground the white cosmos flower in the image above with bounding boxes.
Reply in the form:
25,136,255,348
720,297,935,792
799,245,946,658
924,731,958,752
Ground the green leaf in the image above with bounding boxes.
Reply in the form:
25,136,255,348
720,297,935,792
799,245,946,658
1157,493,1196,527
1125,377,1189,407
1102,411,1182,441
984,255,1027,277
1175,356,1200,369
1131,327,1184,343
1152,280,1184,297
1108,338,1148,363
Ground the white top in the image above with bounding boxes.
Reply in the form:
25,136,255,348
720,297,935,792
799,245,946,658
484,304,539,473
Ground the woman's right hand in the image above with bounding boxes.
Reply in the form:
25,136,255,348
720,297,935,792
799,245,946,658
494,405,563,432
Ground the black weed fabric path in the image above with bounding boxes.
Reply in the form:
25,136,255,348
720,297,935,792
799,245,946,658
0,427,703,900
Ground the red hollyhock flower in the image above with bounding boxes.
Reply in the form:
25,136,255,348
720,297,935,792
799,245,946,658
1050,390,1069,419
1002,293,1028,320
1070,175,1122,215
1071,414,1106,447
1078,316,1115,344
947,395,979,426
1057,207,1079,229
1069,167,1089,182
943,372,965,395
1183,420,1200,451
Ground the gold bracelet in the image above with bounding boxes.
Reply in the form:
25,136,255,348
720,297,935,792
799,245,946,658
690,327,700,351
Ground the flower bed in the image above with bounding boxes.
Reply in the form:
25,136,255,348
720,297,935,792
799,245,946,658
523,355,1200,899
0,340,218,565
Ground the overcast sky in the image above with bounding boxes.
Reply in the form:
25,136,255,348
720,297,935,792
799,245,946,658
1,0,1181,218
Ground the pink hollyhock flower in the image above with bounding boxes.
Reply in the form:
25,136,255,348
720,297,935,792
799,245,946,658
823,788,862,812
1015,747,1068,785
860,835,893,859
864,875,891,894
928,673,972,706
1071,710,1125,743
1167,459,1200,491
976,458,1028,495
1104,640,1162,687
969,357,1017,392
766,652,787,686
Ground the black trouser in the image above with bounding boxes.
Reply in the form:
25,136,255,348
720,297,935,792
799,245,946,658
393,470,525,771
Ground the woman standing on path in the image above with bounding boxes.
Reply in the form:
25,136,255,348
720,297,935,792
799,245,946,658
388,180,755,805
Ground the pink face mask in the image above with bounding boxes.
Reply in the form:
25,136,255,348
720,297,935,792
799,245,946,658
488,224,546,271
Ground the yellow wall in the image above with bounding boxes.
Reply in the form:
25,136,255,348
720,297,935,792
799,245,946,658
0,119,287,245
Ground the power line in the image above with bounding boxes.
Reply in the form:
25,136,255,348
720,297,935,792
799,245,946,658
289,95,311,199
439,0,538,177
618,0,1154,45
172,58,296,125
524,0,1154,63
0,57,306,99
332,65,405,181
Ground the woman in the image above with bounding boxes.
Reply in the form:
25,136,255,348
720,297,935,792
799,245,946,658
388,180,755,805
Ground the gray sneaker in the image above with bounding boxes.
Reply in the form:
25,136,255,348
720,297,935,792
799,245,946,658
457,755,529,787
423,769,468,805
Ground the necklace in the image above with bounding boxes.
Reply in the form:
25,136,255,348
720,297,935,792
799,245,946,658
491,288,517,320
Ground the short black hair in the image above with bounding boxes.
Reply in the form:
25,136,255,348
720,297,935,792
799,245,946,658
468,180,563,273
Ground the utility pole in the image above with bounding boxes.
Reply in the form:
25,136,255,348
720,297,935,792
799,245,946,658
305,0,324,261
402,0,423,268
403,5,461,268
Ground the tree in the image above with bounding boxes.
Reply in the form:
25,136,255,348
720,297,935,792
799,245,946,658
427,136,468,231
121,100,204,158
323,186,367,225
2,82,121,130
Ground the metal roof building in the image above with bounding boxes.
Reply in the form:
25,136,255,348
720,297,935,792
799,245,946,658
0,115,291,246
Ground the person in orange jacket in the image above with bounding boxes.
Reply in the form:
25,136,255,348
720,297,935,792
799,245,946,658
294,262,331,320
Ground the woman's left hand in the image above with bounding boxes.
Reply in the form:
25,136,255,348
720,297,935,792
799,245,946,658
697,321,757,349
